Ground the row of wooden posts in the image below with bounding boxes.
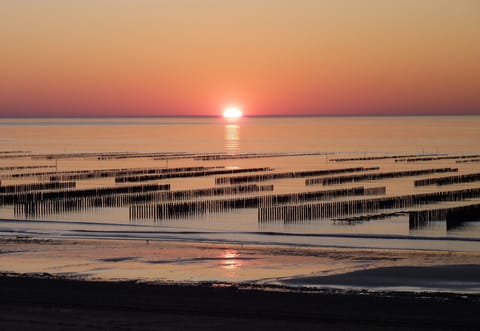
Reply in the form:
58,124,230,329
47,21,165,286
1,150,327,162
457,159,480,164
409,203,480,229
48,166,222,181
257,187,480,222
102,151,309,161
215,167,379,185
0,165,55,171
395,154,480,163
0,181,75,194
0,150,30,155
332,212,405,223
2,166,222,180
2,151,477,162
97,152,191,160
1,183,169,204
329,202,480,229
11,184,273,216
116,167,272,183
414,173,480,187
2,151,135,160
0,151,197,160
329,154,439,162
128,186,385,220
193,152,327,161
309,167,458,186
0,153,32,159
32,151,186,160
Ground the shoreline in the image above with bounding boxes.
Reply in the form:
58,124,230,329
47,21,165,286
3,216,480,253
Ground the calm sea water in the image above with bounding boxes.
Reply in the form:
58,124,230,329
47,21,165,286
1,116,479,154
1,116,480,251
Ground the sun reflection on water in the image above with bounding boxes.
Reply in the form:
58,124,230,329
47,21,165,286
224,124,240,154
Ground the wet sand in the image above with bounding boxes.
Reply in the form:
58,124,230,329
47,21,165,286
2,236,480,286
282,264,480,292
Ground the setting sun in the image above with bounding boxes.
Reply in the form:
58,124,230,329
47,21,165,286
222,106,243,119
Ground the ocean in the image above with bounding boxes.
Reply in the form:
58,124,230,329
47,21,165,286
1,115,480,252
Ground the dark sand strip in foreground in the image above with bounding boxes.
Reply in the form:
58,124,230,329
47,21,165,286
1,272,479,330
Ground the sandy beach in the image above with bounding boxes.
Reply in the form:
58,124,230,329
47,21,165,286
1,236,480,329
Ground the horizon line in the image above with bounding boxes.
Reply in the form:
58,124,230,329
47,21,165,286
0,113,479,119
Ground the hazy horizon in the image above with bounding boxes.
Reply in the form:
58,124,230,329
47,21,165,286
1,113,480,119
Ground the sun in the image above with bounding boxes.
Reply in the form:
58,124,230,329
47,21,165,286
223,106,243,119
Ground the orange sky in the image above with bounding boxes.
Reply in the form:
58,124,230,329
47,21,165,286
1,0,479,116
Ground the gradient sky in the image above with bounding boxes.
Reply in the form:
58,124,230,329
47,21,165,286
1,0,479,116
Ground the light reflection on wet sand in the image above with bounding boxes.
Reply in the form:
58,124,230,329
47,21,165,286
2,238,480,288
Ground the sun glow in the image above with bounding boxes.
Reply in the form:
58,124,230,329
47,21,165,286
223,106,243,119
